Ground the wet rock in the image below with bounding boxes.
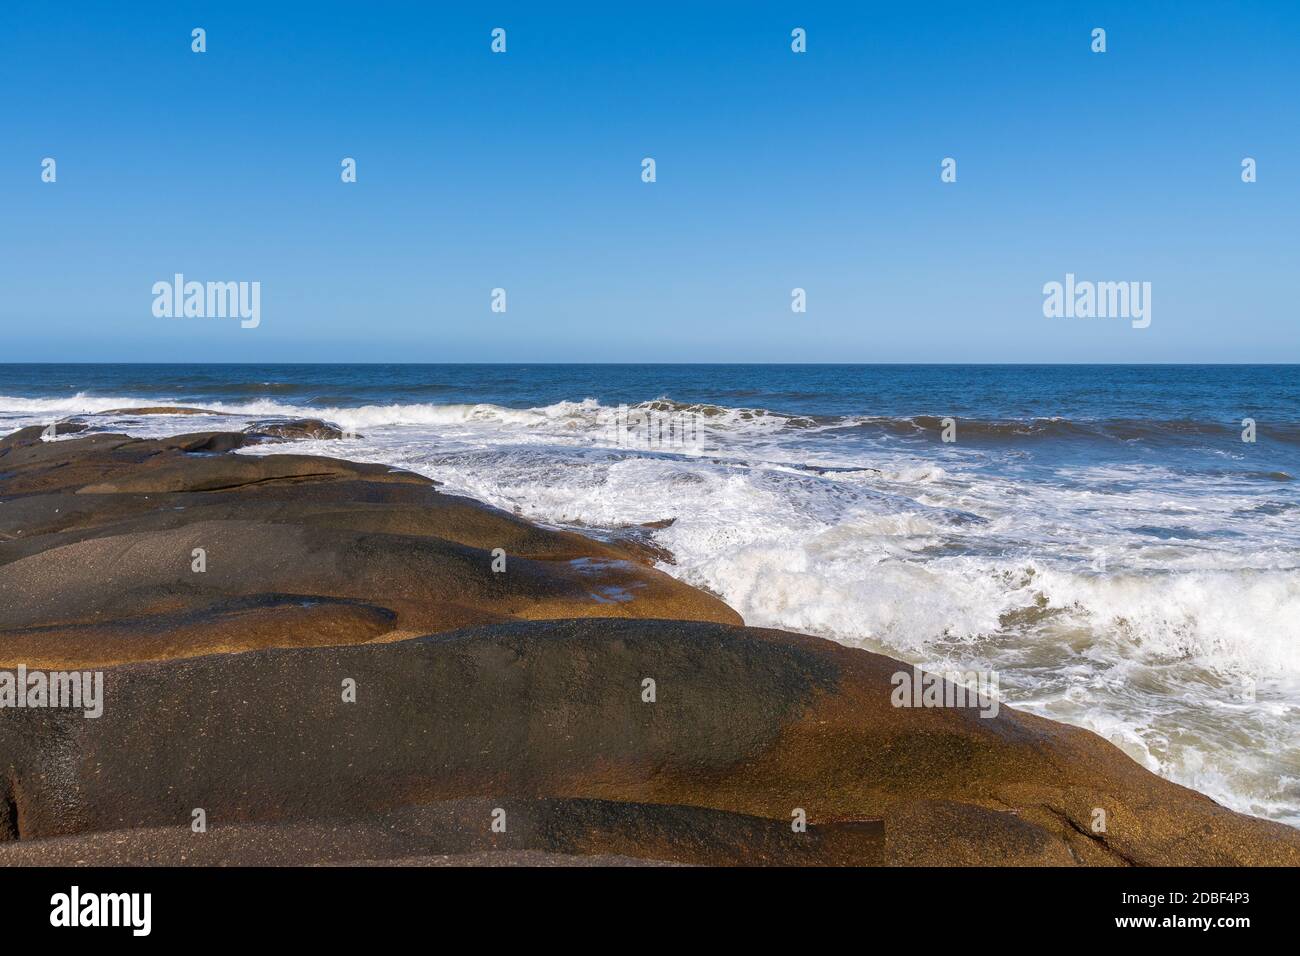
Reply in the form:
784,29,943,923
1,431,1296,867
0,431,740,666
0,619,1295,865
244,418,353,442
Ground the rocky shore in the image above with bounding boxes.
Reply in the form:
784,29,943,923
2,421,1297,865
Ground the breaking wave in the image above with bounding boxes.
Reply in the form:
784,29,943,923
6,392,1296,447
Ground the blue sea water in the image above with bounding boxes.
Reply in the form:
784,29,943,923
2,363,1298,824
1,362,1296,429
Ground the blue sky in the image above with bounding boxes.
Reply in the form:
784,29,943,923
1,1,1296,362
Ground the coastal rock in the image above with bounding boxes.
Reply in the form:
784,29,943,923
0,431,739,667
1,430,1296,866
0,618,1296,865
0,422,88,450
93,406,224,416
243,418,352,442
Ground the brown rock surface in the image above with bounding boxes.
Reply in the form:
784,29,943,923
92,406,225,417
242,418,352,442
0,430,739,667
1,619,1296,866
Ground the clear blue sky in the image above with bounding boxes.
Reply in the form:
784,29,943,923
1,1,1296,362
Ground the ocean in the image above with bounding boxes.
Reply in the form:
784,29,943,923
2,363,1298,825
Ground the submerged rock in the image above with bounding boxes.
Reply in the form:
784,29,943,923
244,418,353,442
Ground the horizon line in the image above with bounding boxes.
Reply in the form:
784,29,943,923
2,361,1299,368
